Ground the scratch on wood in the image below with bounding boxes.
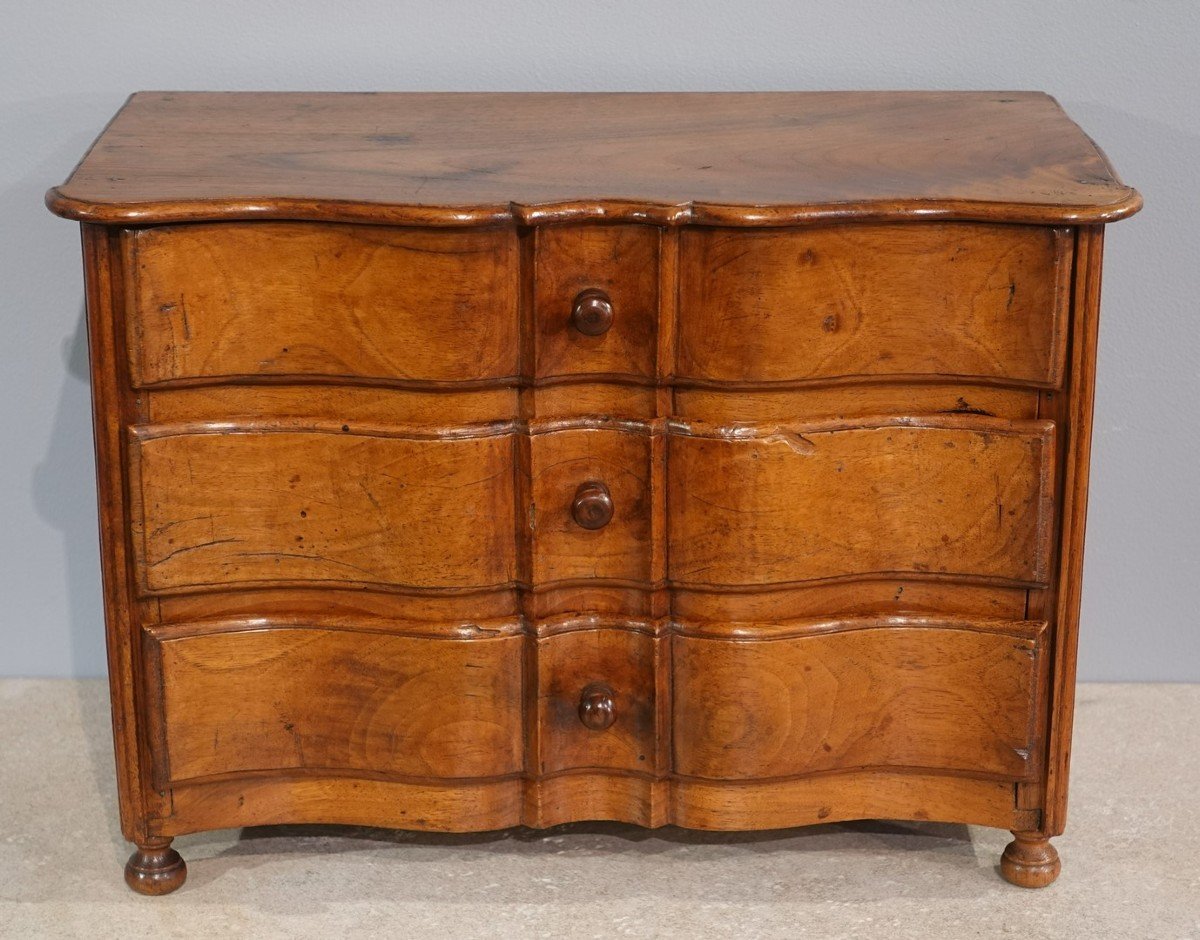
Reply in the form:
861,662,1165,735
177,295,191,340
152,537,239,565
357,480,383,512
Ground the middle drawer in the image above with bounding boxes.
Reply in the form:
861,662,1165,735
530,424,655,586
128,421,519,595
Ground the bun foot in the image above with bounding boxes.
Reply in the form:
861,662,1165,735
125,841,187,895
1000,832,1061,888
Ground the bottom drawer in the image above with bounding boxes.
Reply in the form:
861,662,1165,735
673,616,1047,781
142,621,524,785
535,625,664,775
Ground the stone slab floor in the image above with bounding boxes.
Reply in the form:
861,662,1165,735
1,680,1197,938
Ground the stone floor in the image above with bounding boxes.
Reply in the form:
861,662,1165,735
0,680,1196,938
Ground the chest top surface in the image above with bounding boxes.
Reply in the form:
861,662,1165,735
47,90,1140,227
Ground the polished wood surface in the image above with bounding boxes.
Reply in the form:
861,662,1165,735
673,617,1046,780
129,423,517,592
125,223,519,386
677,224,1071,387
530,427,651,584
1001,832,1063,889
669,416,1055,588
48,92,1140,225
143,623,524,783
535,627,658,773
48,92,1140,893
536,224,658,379
124,842,187,896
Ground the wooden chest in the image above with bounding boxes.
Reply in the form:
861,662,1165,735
47,91,1140,894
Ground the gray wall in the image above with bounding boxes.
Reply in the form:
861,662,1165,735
3,1,1196,679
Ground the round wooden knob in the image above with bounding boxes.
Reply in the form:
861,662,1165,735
578,683,617,731
570,288,613,336
571,481,613,530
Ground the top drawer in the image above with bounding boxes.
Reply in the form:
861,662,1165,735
123,222,520,387
678,223,1071,388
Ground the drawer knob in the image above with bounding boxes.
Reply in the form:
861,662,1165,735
570,288,614,336
578,683,617,731
571,481,613,530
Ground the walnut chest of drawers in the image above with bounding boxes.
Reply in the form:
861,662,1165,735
47,91,1140,894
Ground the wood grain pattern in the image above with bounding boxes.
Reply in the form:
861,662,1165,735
669,416,1055,588
156,768,1030,836
129,423,517,593
81,225,163,844
154,768,1032,835
678,224,1070,387
672,581,1030,623
147,385,520,426
144,622,524,784
535,224,658,380
1042,226,1106,836
125,223,519,387
535,628,660,775
161,775,526,836
672,771,1037,832
674,384,1040,424
525,773,668,828
530,427,652,585
157,586,521,628
1001,832,1062,888
47,92,1140,226
674,617,1047,781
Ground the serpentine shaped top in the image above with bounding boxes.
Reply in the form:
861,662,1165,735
47,90,1141,227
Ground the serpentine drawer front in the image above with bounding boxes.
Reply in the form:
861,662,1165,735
47,91,1139,894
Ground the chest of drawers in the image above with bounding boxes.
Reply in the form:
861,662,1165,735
47,91,1140,894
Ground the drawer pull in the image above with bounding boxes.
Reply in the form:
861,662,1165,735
570,288,614,336
578,683,617,731
571,481,614,530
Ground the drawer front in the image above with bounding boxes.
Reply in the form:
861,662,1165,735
530,427,653,585
125,222,519,386
129,423,516,594
678,223,1070,386
535,224,659,380
536,626,662,775
144,623,524,784
674,618,1046,781
669,416,1054,588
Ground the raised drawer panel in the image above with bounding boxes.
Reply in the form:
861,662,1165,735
124,223,519,386
129,423,517,594
144,624,524,784
668,416,1054,588
535,223,659,380
530,427,653,585
677,223,1070,387
673,618,1046,781
536,626,661,775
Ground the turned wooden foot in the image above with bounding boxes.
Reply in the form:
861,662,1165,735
1000,832,1061,888
124,840,187,895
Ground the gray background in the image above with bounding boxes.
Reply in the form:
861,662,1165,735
2,1,1195,679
